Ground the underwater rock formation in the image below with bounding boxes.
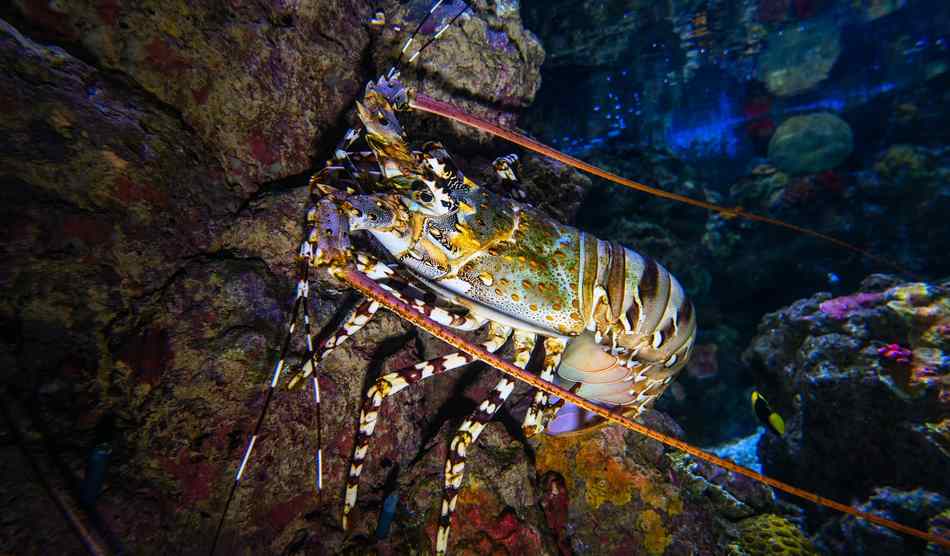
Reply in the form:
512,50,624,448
4,1,949,555
818,488,950,556
757,16,840,97
0,1,797,555
0,1,551,553
3,0,542,189
744,275,950,551
535,411,775,555
767,113,854,175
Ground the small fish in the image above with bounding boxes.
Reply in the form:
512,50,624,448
827,272,840,285
751,391,785,436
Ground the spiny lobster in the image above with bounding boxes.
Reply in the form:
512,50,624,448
210,2,950,554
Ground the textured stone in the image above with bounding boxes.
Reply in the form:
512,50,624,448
743,275,950,547
758,18,841,97
11,0,377,191
0,2,552,553
817,488,950,555
768,113,854,174
534,411,744,555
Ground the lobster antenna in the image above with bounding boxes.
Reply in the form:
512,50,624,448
209,263,313,555
341,266,950,550
410,93,915,278
388,1,472,78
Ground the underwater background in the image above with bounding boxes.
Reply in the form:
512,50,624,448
0,0,948,554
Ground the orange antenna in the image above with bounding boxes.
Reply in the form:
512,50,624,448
410,93,912,276
342,266,950,550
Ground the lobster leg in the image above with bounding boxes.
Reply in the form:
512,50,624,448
288,297,381,389
436,330,537,556
342,322,513,529
354,255,486,332
492,153,527,200
291,268,489,390
521,337,567,438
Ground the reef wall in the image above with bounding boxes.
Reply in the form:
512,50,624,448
0,1,773,554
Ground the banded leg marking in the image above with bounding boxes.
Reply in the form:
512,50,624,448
342,322,513,529
436,330,536,556
522,337,567,438
211,268,314,553
355,254,486,331
288,297,381,389
379,280,485,331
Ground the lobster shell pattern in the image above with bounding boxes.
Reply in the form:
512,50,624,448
383,175,697,422
309,74,698,553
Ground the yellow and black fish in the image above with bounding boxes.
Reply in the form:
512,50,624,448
751,391,785,436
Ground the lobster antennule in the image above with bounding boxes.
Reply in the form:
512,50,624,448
340,265,950,550
409,93,914,277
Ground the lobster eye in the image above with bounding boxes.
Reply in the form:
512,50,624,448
375,111,388,125
367,212,378,222
441,200,453,208
419,191,434,203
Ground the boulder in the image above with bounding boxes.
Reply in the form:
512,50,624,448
768,113,854,174
758,18,841,97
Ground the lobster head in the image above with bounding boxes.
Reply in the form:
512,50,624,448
399,142,485,220
356,74,409,149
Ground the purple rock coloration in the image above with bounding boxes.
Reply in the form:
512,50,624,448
744,275,950,551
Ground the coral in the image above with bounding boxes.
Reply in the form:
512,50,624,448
885,283,950,350
669,453,775,521
733,514,818,556
744,275,950,550
768,113,854,174
533,416,731,554
929,508,950,555
878,342,912,364
874,145,936,187
818,488,949,555
884,283,950,401
758,17,841,96
818,292,884,319
730,167,790,211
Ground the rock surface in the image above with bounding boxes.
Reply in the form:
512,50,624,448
0,1,546,553
768,113,854,175
757,17,841,97
0,2,793,555
744,275,950,551
817,488,950,556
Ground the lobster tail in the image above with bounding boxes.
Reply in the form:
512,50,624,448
552,240,696,434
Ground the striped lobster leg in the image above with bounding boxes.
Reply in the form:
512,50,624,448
355,254,486,331
291,253,487,389
342,322,513,529
436,330,537,556
521,337,567,438
288,298,381,389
